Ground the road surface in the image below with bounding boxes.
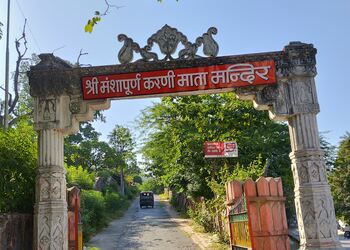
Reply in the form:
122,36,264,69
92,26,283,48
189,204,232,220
87,196,200,250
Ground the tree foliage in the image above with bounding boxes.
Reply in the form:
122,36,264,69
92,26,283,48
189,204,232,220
139,93,292,200
65,121,116,171
108,124,139,176
335,132,350,168
320,132,337,170
66,165,95,189
329,132,350,223
0,121,37,212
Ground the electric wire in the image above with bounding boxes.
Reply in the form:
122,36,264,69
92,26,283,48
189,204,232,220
14,0,42,53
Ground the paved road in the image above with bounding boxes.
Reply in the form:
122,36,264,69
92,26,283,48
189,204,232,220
88,196,200,250
338,231,350,250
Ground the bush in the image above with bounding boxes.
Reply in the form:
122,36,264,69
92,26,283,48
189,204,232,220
105,191,124,211
0,122,37,212
124,185,139,200
187,204,214,232
66,165,95,189
81,190,108,240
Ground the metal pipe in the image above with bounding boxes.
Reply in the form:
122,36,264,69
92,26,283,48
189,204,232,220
4,0,11,129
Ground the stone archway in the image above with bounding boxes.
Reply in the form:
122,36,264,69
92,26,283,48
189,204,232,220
28,26,341,249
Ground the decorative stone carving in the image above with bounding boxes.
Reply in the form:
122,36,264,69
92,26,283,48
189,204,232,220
276,41,317,78
117,25,219,63
38,99,56,122
39,216,50,250
52,216,63,247
299,163,309,184
38,215,65,250
69,97,82,114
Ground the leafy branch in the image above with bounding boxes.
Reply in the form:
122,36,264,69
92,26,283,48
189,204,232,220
85,0,124,33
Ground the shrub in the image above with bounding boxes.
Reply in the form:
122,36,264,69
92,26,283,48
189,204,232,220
105,191,124,211
124,185,138,200
81,190,107,240
187,203,214,232
0,122,37,212
66,165,95,190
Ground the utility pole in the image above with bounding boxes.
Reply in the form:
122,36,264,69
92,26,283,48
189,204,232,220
4,0,11,129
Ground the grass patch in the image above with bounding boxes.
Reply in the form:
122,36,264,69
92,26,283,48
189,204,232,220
210,241,229,250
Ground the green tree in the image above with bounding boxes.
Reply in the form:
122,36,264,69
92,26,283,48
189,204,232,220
329,132,350,223
108,125,138,174
0,121,37,212
66,165,95,189
139,93,292,199
320,132,337,170
65,121,116,171
335,132,350,168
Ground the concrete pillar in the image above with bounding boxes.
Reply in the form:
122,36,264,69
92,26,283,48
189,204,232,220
34,129,68,250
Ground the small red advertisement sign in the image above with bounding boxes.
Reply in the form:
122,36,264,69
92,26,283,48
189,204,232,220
204,141,238,158
82,60,276,100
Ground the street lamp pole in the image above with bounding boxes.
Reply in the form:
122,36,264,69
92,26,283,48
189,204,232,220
4,0,11,129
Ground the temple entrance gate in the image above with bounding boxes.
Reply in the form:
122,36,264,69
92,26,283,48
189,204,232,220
29,25,342,249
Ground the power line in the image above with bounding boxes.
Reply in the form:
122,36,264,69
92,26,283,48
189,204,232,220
14,0,42,53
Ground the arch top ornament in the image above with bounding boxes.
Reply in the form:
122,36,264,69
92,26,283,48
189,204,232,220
117,25,219,64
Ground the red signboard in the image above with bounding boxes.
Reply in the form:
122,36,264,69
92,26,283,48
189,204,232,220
82,61,276,100
205,141,238,158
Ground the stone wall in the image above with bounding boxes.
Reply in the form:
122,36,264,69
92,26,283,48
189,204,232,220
0,213,33,250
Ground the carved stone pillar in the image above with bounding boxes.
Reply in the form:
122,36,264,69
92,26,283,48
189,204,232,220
289,115,341,249
283,44,341,249
34,129,67,250
237,42,342,249
29,54,111,249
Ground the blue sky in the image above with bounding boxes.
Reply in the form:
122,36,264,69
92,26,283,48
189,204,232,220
0,0,349,147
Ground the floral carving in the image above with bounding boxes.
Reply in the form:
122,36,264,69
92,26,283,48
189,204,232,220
40,177,62,200
310,163,320,182
40,179,50,200
117,25,219,63
302,200,317,239
318,199,331,238
53,216,63,248
39,216,50,250
69,99,81,114
299,164,309,184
